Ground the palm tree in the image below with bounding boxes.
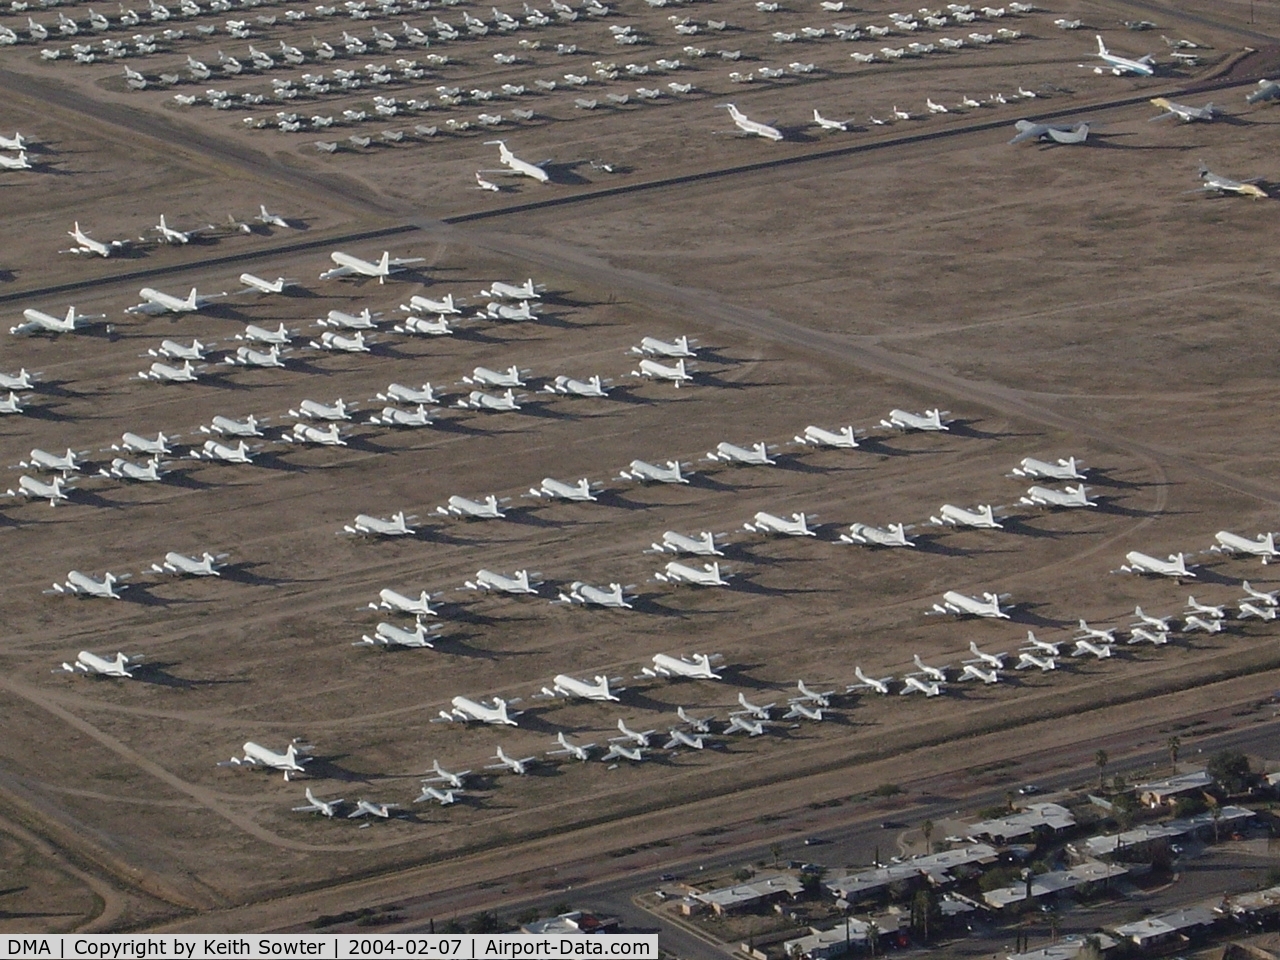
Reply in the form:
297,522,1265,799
921,819,934,855
1095,749,1109,790
1167,736,1181,775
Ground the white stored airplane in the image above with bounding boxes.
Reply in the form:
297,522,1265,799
931,504,1003,529
1011,456,1087,480
795,425,859,449
1196,163,1268,200
202,414,263,437
900,675,944,696
1088,34,1155,75
376,383,439,405
784,700,827,720
21,448,84,474
48,571,129,599
66,222,126,257
793,680,835,706
310,331,371,354
1121,551,1193,578
631,335,697,357
140,360,202,383
1128,626,1169,645
344,512,417,536
610,719,657,747
464,569,539,594
957,663,999,684
101,458,169,482
932,590,1010,619
1247,78,1280,104
649,530,722,556
239,273,296,295
556,582,634,609
1023,631,1063,656
812,108,851,131
1186,596,1226,618
643,652,723,680
725,714,769,736
912,655,947,683
481,279,545,300
1150,97,1218,122
677,707,715,733
396,315,455,336
1213,531,1279,563
456,389,522,411
370,588,437,616
632,357,694,386
483,140,550,182
655,560,729,586
1242,581,1280,606
1008,120,1090,145
744,511,815,536
542,673,622,701
1072,638,1113,659
486,746,538,775
223,741,310,779
348,800,400,819
367,406,434,428
238,323,296,345
320,250,425,283
1239,602,1278,621
440,696,520,725
1183,614,1224,634
404,293,464,314
359,619,441,648
257,205,291,228
839,522,916,548
283,423,346,447
720,103,784,140
463,365,527,388
1076,620,1119,643
149,339,210,362
8,474,72,505
708,441,776,466
484,301,540,322
847,666,893,695
152,551,227,576
154,214,200,244
289,399,351,421
733,692,775,719
127,287,223,315
11,305,106,335
0,151,32,171
547,732,596,761
620,459,690,484
0,369,38,391
195,439,256,463
1015,651,1056,671
293,788,344,816
438,494,508,519
1132,606,1173,631
1020,484,1096,508
967,642,1007,669
544,374,611,397
0,392,26,415
62,650,136,677
601,743,646,762
423,761,471,790
664,728,706,749
528,477,598,502
880,408,949,431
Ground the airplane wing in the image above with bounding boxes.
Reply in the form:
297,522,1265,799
1046,123,1089,143
125,302,172,316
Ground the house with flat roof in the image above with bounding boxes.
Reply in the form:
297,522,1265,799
1111,906,1218,948
965,803,1076,844
1134,771,1215,808
824,845,998,902
983,861,1129,910
695,874,805,916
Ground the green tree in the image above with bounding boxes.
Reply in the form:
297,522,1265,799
910,888,940,942
1208,750,1254,794
468,911,502,934
921,819,934,855
1167,736,1181,775
1095,749,1109,790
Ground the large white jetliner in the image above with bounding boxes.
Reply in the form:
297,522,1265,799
359,619,441,648
720,103,784,140
320,250,425,283
21,448,84,474
556,582,634,608
880,408,949,431
528,477,598,502
481,278,545,300
139,360,201,383
1213,531,1279,564
65,222,126,257
62,650,137,677
932,590,1010,619
403,293,464,314
127,287,223,315
633,357,694,386
11,305,106,335
8,474,72,505
744,511,815,536
1008,120,1091,145
1088,34,1155,75
649,530,722,556
483,140,551,182
642,652,723,680
152,551,227,576
438,494,508,519
795,425,859,449
541,674,622,701
631,335,697,357
440,696,520,725
456,389,522,411
1010,456,1087,480
149,339,210,362
463,365,528,388
370,588,438,616
223,741,310,779
289,399,352,421
367,405,433,428
464,569,539,594
544,374,611,397
0,392,26,415
0,151,32,170
726,715,769,736
655,560,729,586
396,316,454,338
619,459,690,484
101,458,168,482
154,214,201,244
237,323,296,345
344,512,417,536
201,414,264,437
49,571,129,599
293,788,344,816
0,369,39,390
840,522,915,547
376,383,439,405
1020,485,1096,508
1120,551,1193,578
194,439,257,463
931,504,1003,529
708,441,776,465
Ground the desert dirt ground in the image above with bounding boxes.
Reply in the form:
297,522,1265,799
1,0,1280,934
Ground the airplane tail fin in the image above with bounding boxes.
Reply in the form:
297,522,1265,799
1096,34,1107,55
378,251,391,274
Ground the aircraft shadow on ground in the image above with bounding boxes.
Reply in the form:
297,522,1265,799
999,516,1081,539
1081,467,1146,490
628,594,695,618
334,434,396,456
303,756,382,784
120,583,203,608
1007,602,1072,630
1185,565,1241,587
854,436,930,457
246,451,310,473
220,562,292,587
593,489,654,511
513,401,579,422
30,379,85,399
66,489,127,509
598,385,663,406
542,161,591,186
695,373,784,391
770,452,840,474
433,634,499,661
133,661,251,689
1092,497,1161,518
18,403,74,422
157,469,218,491
905,534,980,558
0,268,17,282
947,419,1036,440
